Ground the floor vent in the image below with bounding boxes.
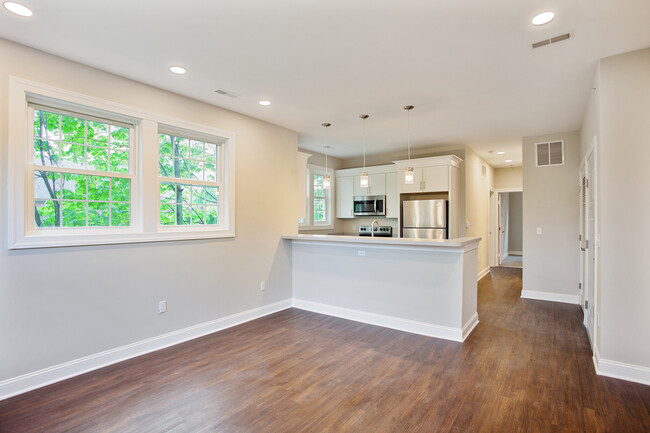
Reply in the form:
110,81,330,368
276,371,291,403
532,33,571,49
215,89,239,98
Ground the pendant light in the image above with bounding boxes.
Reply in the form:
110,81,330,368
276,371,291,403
359,114,369,188
404,105,415,184
322,122,331,190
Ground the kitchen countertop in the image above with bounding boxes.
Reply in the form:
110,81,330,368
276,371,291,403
283,234,481,250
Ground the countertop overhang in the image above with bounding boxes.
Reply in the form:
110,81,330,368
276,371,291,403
283,234,481,252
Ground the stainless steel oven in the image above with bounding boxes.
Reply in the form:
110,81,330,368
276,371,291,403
353,195,385,216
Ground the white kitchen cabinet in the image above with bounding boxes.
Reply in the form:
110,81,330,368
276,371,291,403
353,173,386,196
385,171,398,218
335,176,354,218
397,166,448,193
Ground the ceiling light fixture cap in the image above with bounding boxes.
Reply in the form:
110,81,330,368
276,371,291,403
169,65,187,75
359,114,369,119
403,105,414,111
259,100,271,106
322,123,331,128
3,1,32,16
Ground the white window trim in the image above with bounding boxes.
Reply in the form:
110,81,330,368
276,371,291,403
7,76,236,249
300,164,333,230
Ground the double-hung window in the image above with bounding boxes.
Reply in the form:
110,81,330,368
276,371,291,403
30,106,134,230
158,130,223,227
8,77,235,249
300,165,333,229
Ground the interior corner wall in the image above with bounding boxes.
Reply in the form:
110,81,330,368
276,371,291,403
522,131,580,300
596,47,650,369
464,148,493,276
0,38,297,383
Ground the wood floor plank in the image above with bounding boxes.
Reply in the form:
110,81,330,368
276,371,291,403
1,267,649,432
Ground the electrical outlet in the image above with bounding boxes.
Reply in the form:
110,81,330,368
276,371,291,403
158,300,167,313
260,280,266,291
536,227,543,235
358,250,365,257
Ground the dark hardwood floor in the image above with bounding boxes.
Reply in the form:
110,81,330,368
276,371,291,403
1,267,648,432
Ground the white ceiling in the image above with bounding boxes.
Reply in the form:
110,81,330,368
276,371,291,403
2,1,650,168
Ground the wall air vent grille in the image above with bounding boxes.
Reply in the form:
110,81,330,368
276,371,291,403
536,141,565,167
532,33,571,49
215,89,239,98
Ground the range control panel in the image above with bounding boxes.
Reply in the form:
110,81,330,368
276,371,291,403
358,226,393,237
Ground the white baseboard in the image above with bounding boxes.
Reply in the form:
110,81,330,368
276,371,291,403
593,348,650,386
0,299,292,402
462,312,480,341
521,290,579,305
293,298,465,342
478,266,490,280
508,251,522,256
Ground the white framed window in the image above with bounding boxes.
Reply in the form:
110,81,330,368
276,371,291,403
300,164,333,229
8,77,235,249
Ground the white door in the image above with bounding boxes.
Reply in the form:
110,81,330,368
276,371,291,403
585,150,596,346
579,164,587,312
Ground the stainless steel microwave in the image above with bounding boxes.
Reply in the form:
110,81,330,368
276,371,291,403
353,195,385,216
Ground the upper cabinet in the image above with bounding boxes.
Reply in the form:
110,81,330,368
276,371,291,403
353,173,386,196
394,155,461,194
335,164,396,219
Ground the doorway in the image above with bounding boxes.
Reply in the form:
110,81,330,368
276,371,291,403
490,189,523,268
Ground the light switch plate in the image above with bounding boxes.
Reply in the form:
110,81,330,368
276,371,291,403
536,227,542,235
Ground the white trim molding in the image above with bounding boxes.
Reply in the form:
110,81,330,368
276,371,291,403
293,298,468,342
0,299,292,401
462,312,480,341
508,250,522,256
478,266,491,280
521,290,579,305
594,348,650,386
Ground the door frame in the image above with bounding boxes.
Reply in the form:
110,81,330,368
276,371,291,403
490,187,523,267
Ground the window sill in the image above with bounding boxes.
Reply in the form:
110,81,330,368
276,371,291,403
10,229,235,249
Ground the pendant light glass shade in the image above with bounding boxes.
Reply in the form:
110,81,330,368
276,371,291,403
404,167,415,184
360,172,369,188
403,105,415,185
322,122,331,190
323,174,331,189
359,114,369,189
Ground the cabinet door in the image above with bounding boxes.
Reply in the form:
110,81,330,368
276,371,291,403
336,176,354,218
422,166,449,192
352,175,366,196
369,173,386,195
385,172,398,218
397,167,423,193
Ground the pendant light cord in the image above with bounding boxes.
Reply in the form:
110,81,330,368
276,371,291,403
407,109,411,161
362,117,366,170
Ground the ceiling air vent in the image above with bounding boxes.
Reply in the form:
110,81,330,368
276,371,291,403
536,141,564,167
214,88,239,98
532,33,571,49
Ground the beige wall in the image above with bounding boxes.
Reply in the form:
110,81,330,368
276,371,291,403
494,167,523,190
522,131,580,298
464,148,493,275
0,39,297,381
595,47,650,368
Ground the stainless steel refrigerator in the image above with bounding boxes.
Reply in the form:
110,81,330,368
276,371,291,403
402,199,448,239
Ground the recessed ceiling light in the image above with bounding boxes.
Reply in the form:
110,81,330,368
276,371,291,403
505,159,513,163
169,65,187,75
259,100,271,106
3,2,33,16
497,151,505,155
532,11,555,26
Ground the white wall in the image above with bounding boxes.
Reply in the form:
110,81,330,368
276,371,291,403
0,39,296,383
508,192,523,253
594,47,650,370
522,131,580,302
